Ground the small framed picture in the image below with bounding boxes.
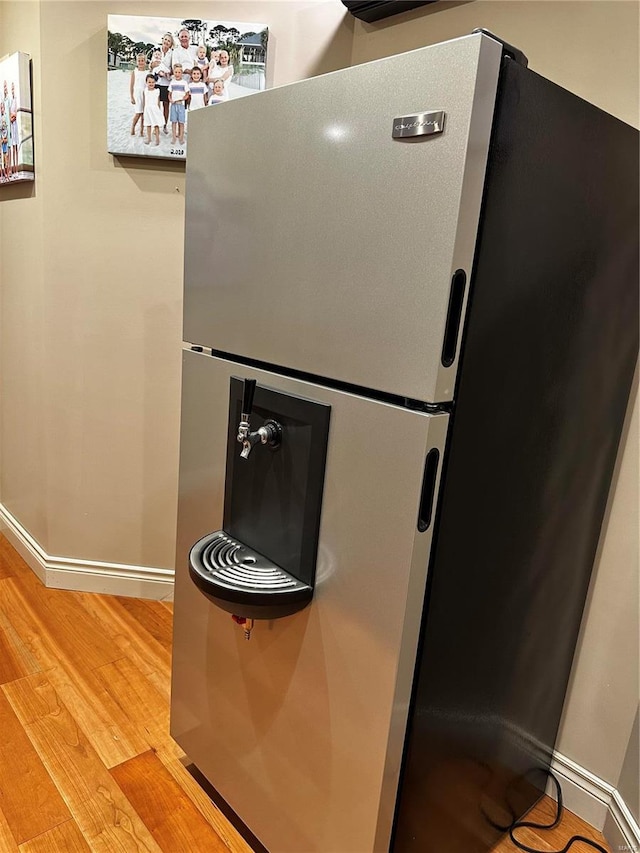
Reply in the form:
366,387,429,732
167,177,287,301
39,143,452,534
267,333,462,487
107,15,269,161
0,51,34,185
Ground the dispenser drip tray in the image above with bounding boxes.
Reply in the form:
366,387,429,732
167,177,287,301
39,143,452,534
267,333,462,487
189,531,313,620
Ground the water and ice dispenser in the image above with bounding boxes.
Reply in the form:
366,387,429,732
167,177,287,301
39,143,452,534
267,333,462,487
188,377,331,637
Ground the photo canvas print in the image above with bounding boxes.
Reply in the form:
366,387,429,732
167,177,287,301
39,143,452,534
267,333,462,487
107,15,269,161
0,51,34,184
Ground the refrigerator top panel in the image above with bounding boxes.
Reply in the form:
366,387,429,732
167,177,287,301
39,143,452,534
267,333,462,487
183,33,502,404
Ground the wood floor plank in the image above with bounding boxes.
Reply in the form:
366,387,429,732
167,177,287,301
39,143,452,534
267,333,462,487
92,656,182,762
0,805,20,852
10,570,120,673
0,576,145,767
0,538,31,576
19,819,92,852
74,592,170,681
0,536,26,579
0,546,16,579
45,661,151,770
0,621,40,685
93,660,250,850
0,578,60,672
114,597,173,652
160,757,255,853
111,750,230,853
494,826,555,852
143,667,171,705
3,673,162,853
0,690,71,844
0,595,41,673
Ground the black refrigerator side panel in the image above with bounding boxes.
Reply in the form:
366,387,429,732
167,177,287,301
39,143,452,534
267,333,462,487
393,58,639,852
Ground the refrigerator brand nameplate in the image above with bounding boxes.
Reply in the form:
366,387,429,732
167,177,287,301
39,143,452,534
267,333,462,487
392,110,446,139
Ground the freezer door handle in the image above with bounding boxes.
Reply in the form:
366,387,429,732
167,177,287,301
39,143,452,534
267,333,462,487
417,448,440,532
441,269,467,368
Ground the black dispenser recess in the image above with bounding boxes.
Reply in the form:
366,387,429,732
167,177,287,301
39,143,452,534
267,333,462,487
189,377,331,620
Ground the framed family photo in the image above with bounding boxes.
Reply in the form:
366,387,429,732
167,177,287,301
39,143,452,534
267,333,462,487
0,51,34,185
107,15,269,161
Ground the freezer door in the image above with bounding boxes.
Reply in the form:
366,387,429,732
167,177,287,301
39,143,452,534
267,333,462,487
171,349,449,853
183,33,502,403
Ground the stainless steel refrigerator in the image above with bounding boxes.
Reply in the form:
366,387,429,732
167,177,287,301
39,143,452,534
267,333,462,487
170,32,638,853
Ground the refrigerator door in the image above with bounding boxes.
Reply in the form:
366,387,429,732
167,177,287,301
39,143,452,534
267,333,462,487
183,33,502,404
171,349,449,853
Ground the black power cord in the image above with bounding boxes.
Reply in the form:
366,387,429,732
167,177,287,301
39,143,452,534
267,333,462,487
481,769,608,853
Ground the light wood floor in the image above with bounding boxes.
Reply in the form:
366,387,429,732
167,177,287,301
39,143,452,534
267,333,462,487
0,534,610,853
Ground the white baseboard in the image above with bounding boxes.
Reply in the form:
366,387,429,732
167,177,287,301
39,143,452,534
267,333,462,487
550,750,611,829
604,813,635,853
550,751,639,849
609,789,640,852
0,503,174,600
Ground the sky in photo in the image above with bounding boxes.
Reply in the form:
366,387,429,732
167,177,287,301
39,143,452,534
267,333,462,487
108,15,267,45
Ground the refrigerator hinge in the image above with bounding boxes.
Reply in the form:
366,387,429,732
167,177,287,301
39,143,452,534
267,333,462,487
472,28,529,68
188,344,214,356
404,398,452,414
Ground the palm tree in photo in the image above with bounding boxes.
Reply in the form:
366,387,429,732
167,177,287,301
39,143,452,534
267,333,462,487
107,31,126,67
208,24,229,49
181,19,205,45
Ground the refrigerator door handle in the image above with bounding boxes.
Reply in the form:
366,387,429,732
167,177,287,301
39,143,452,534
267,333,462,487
441,269,467,368
417,448,441,532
